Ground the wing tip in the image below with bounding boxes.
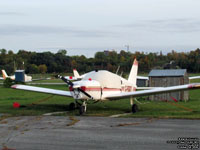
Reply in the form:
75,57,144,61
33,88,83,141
188,83,200,89
133,58,138,66
11,84,18,89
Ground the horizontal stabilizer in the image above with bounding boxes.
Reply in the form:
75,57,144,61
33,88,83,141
137,76,148,80
189,76,200,80
64,76,77,80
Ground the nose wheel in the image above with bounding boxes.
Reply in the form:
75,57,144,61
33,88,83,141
68,101,88,115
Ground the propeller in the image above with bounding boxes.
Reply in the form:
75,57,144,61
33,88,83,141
56,75,93,99
57,75,73,87
78,88,93,99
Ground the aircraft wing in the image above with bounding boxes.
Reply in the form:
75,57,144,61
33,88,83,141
105,83,200,100
11,84,72,97
136,87,163,90
189,76,200,80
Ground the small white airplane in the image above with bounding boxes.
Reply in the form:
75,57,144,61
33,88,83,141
1,70,32,82
1,70,51,82
11,59,200,115
1,70,16,80
64,69,86,81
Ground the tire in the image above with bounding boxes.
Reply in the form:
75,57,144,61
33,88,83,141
79,106,85,115
69,102,75,110
132,104,138,113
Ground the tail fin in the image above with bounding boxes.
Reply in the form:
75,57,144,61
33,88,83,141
2,70,8,79
128,59,138,86
73,69,80,79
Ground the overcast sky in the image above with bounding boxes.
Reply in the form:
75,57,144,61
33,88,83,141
0,0,200,57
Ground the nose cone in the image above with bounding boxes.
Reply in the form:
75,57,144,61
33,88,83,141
70,80,101,100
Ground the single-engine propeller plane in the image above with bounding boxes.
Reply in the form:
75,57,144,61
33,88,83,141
1,70,32,82
1,70,51,82
11,59,200,115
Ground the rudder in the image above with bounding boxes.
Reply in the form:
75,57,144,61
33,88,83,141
73,69,80,79
2,70,8,79
128,59,138,86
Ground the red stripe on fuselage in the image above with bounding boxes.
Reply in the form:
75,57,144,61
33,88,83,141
85,87,121,91
70,86,135,92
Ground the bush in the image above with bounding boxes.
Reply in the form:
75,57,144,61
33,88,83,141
3,78,15,88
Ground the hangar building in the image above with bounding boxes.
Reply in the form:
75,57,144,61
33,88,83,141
148,69,189,101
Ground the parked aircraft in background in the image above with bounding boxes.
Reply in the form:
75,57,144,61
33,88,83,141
64,69,86,81
1,70,32,82
11,59,200,115
1,70,51,82
1,70,16,80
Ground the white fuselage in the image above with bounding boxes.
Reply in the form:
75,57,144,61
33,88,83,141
69,70,136,100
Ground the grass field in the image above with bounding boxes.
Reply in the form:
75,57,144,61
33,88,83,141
0,78,200,118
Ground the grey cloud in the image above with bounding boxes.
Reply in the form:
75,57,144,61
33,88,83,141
0,24,118,38
116,18,200,33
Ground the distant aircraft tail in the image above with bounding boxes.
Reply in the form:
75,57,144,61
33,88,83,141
2,70,8,79
73,69,80,79
128,59,138,86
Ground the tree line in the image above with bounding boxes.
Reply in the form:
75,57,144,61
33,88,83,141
0,48,200,75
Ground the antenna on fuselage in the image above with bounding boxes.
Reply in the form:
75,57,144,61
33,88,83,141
120,71,123,77
116,66,120,75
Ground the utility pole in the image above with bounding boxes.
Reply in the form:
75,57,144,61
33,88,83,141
14,60,16,72
125,45,129,52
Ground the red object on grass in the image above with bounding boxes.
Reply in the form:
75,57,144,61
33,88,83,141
170,96,178,102
13,102,20,108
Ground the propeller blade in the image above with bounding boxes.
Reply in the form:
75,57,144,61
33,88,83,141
57,75,74,87
78,88,93,99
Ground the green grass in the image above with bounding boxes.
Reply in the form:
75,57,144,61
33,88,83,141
0,78,200,118
0,84,73,116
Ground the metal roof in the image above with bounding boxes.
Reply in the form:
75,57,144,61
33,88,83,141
148,69,187,77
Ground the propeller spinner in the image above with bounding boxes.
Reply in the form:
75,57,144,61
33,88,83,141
57,75,93,99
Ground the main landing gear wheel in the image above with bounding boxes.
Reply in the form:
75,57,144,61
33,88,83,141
132,104,138,113
79,101,87,115
79,106,86,115
69,102,76,110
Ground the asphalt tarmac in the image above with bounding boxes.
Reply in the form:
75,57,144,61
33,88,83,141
0,116,199,150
